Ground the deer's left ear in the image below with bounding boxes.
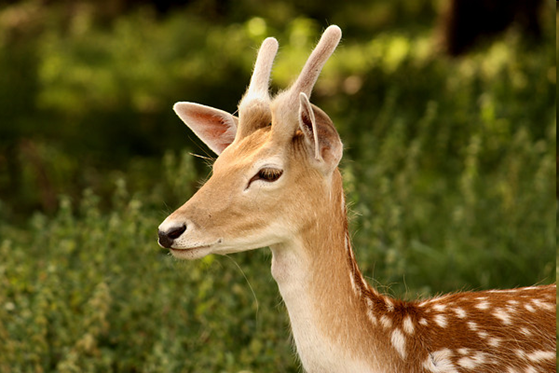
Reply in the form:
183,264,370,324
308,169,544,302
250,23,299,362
174,102,238,155
298,93,343,172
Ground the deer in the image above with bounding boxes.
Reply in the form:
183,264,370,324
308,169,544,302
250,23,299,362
157,26,556,373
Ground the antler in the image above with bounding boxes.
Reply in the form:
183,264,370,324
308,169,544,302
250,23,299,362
244,37,279,100
271,25,342,139
288,25,342,100
236,37,279,139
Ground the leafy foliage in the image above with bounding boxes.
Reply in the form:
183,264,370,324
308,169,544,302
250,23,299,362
0,1,555,372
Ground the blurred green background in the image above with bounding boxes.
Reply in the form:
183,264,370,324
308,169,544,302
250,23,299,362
0,1,555,372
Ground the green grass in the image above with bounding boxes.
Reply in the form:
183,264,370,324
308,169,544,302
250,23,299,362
0,5,555,373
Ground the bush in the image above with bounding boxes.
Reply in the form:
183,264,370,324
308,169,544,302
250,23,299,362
0,1,555,372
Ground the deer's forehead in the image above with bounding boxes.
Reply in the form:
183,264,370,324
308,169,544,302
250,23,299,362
238,99,272,127
213,128,287,171
239,96,294,127
270,95,299,123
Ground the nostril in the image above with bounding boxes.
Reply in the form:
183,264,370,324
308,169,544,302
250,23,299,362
167,224,187,239
158,224,187,248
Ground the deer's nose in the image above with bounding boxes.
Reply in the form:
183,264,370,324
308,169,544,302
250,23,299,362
158,224,187,248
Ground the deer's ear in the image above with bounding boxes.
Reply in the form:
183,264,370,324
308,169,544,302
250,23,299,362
298,93,343,172
174,102,238,155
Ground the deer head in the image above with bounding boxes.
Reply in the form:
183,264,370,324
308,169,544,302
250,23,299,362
158,26,343,260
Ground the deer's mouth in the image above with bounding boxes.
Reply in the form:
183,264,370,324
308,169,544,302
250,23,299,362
169,245,213,260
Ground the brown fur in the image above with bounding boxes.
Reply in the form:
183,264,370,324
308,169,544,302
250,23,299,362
161,26,556,372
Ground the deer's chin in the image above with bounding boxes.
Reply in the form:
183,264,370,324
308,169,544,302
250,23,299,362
169,245,213,260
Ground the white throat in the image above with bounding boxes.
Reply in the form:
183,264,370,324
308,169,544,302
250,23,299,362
270,239,380,373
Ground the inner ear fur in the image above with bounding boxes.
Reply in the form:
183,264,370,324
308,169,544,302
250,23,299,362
174,102,238,155
297,94,343,171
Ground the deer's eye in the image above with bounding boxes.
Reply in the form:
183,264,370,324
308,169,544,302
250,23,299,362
258,168,283,182
247,168,283,188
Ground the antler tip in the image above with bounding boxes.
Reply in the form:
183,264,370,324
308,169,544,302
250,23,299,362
261,37,279,53
324,25,342,40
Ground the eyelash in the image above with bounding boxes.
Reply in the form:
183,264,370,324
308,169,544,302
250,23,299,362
247,168,283,188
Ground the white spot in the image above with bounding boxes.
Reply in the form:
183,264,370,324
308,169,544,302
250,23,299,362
423,348,458,373
467,321,478,331
391,328,407,359
527,350,555,362
367,309,378,325
477,330,488,339
380,315,393,329
488,289,515,294
475,301,490,310
403,316,415,335
524,366,537,373
507,299,519,306
492,288,509,293
418,298,436,308
457,348,470,355
366,311,377,327
456,356,477,369
519,327,532,336
453,307,467,318
385,298,395,312
433,303,447,312
524,303,536,312
349,273,359,294
532,299,555,311
419,318,428,326
493,308,512,325
358,272,369,289
487,337,501,347
515,349,526,359
434,314,447,328
457,351,487,369
365,297,377,324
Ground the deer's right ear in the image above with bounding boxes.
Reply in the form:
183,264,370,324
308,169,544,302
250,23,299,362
297,93,343,173
173,102,238,155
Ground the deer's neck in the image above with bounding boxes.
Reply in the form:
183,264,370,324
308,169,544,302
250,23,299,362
269,170,392,372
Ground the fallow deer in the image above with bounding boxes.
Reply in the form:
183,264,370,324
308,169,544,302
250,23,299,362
158,26,556,373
